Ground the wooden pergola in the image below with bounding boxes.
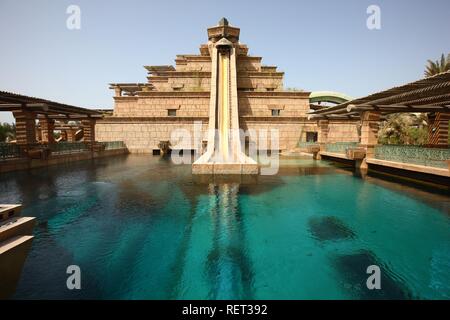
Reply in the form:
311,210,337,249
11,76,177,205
0,90,103,146
308,71,450,146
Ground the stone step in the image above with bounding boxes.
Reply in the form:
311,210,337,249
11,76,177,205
0,235,34,299
0,216,36,243
0,204,22,221
0,203,35,299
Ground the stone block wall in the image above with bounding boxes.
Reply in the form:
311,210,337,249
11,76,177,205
236,57,262,72
327,121,360,143
149,73,211,92
167,76,211,91
237,76,284,91
238,94,310,117
175,61,212,72
96,118,323,153
96,119,209,153
241,120,316,151
113,96,210,117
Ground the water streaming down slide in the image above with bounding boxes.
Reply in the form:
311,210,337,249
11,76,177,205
192,38,258,174
216,48,230,162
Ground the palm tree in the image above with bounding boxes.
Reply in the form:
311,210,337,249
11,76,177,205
378,113,428,145
424,53,450,77
378,114,411,144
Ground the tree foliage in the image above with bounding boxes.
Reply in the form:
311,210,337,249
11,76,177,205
378,113,428,145
0,122,16,142
379,53,450,145
424,53,450,77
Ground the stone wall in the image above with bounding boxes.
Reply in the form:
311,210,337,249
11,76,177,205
327,121,360,143
96,118,323,153
96,119,209,153
107,90,315,153
236,56,262,71
238,93,310,117
151,72,211,91
241,120,317,150
175,60,212,72
237,75,284,91
113,95,210,117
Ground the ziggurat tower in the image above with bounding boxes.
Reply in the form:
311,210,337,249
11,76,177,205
96,19,357,173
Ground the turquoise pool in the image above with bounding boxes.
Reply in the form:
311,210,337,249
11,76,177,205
1,155,449,299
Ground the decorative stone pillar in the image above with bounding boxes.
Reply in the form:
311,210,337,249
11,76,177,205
360,111,381,159
317,120,329,144
315,120,329,160
12,110,37,145
82,119,96,149
66,129,76,142
115,87,122,97
39,118,55,144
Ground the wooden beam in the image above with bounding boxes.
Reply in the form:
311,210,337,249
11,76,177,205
364,80,450,105
37,113,102,119
308,114,360,120
26,103,50,111
0,103,23,111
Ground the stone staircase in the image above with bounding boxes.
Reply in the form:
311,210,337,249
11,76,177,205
0,204,35,299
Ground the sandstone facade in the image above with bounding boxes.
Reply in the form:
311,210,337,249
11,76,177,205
96,22,357,153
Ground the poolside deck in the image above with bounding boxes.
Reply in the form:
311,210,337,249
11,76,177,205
317,147,450,185
366,158,450,178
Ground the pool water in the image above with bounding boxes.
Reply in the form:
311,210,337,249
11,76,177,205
1,155,449,299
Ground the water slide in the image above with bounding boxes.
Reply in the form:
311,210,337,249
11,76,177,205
192,38,258,174
309,91,353,105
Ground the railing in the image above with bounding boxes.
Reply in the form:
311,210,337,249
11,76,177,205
0,143,22,160
325,142,358,154
48,142,89,155
1,141,126,161
374,145,450,169
100,141,126,150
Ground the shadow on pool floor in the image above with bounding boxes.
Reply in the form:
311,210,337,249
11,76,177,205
308,216,356,242
333,249,413,299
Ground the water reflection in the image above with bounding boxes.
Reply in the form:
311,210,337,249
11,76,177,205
205,183,253,299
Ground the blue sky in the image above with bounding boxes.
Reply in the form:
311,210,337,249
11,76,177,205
1,0,449,122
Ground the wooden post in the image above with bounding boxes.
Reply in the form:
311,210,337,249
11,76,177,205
427,112,450,146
